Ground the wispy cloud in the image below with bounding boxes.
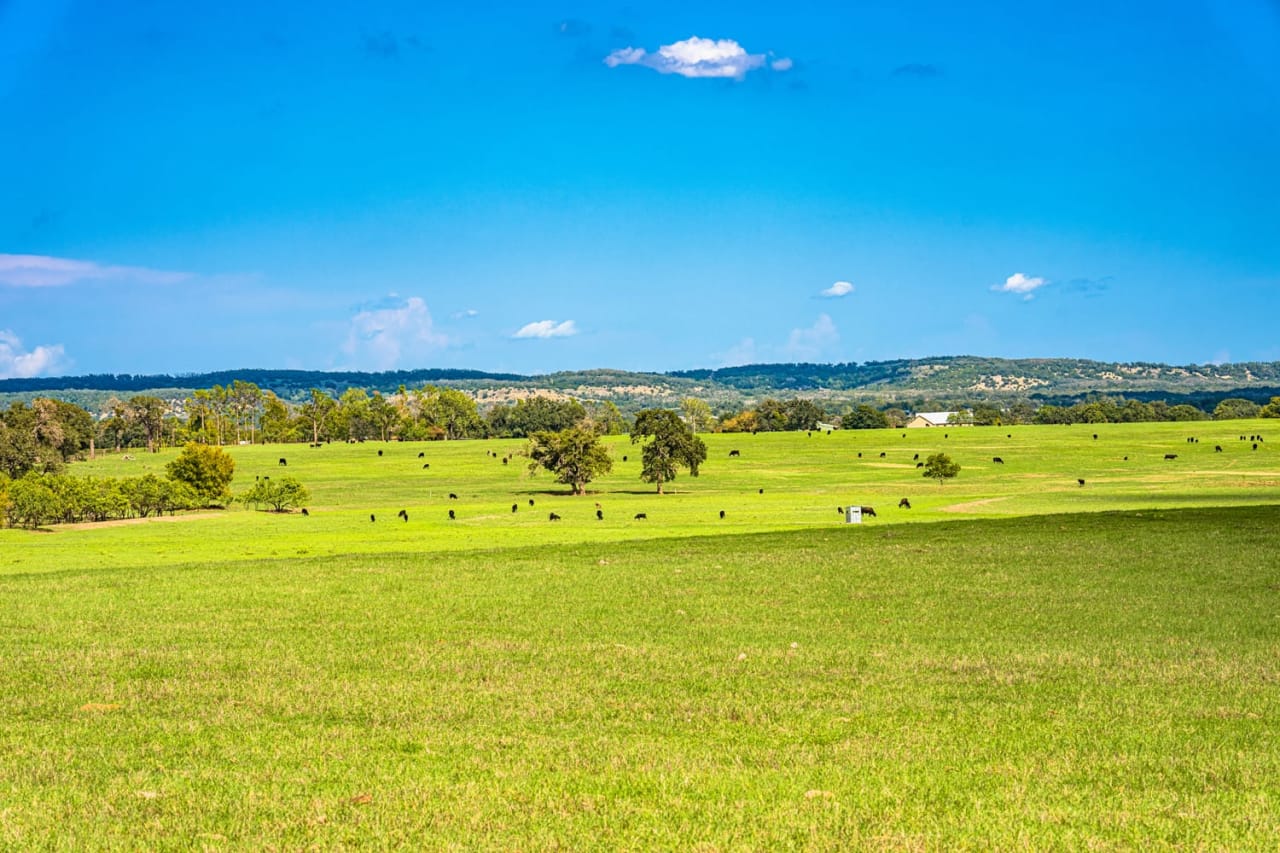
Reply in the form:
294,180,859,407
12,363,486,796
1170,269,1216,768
893,62,942,78
0,329,69,379
716,315,840,366
992,272,1048,299
341,296,448,370
821,280,854,298
514,319,578,339
604,36,789,80
452,308,479,320
0,253,190,288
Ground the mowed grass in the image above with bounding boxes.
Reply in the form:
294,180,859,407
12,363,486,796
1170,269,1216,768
1,419,1277,573
1,508,1277,848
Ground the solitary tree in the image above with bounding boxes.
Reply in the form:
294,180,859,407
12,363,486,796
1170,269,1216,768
526,427,613,495
631,408,707,494
241,476,310,512
166,443,236,507
923,452,961,485
680,397,714,434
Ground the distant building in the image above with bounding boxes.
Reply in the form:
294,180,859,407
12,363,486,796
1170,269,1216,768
906,411,957,428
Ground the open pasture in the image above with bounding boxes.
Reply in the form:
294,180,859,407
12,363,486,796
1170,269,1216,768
2,419,1276,573
1,506,1277,847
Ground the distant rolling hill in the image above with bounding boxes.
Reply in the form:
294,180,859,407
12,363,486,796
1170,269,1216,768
2,357,1279,413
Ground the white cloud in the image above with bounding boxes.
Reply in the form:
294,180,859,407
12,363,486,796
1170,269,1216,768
821,280,854,297
784,314,839,360
0,329,69,379
771,57,794,71
341,296,448,370
0,253,190,287
452,308,479,320
605,36,779,80
993,272,1048,298
716,337,759,367
514,319,578,339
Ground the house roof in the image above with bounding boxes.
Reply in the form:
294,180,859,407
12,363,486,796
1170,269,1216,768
912,411,956,426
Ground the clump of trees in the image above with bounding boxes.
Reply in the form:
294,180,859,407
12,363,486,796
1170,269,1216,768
167,444,236,507
632,409,707,494
526,427,613,495
240,476,310,512
1,472,197,529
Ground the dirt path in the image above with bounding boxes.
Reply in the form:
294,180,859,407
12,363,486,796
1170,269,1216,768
58,512,227,531
939,496,1011,514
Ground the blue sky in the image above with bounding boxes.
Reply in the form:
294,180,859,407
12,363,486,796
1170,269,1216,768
1,0,1278,378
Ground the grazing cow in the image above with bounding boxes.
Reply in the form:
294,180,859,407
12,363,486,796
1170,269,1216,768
301,508,309,516
916,462,924,468
729,449,741,457
857,452,862,458
512,504,518,513
807,431,812,437
399,510,409,522
1215,445,1223,453
423,463,430,469
278,458,287,466
1187,437,1195,444
449,493,458,500
448,509,456,520
377,449,383,456
1254,443,1259,451
860,506,877,518
549,512,561,521
992,457,1004,464
913,453,919,460
1165,454,1178,460
879,452,886,458
502,457,508,465
837,507,844,514
529,499,535,506
1123,456,1129,461
418,452,425,458
370,514,376,522
1078,479,1086,486
1007,434,1012,439
634,513,647,520
719,510,725,519
1093,434,1098,440
758,488,764,495
622,455,627,462
944,433,949,439
898,498,911,509
596,509,603,521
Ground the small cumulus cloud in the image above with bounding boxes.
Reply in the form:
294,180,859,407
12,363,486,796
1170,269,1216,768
604,36,789,80
0,253,190,288
342,296,448,370
514,319,578,339
0,329,69,379
992,272,1048,299
821,280,854,298
892,62,942,78
452,308,479,320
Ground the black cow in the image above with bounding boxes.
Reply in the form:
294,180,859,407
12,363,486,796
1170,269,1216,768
1007,434,1012,438
529,498,535,506
301,508,309,516
879,452,886,458
549,512,561,521
729,449,740,457
418,452,425,458
837,507,844,514
634,513,647,520
512,504,518,513
719,510,725,519
596,509,604,520
758,488,764,494
448,493,458,500
278,458,287,466
1093,434,1098,440
377,449,383,456
992,457,1004,464
622,456,628,462
916,462,924,468
1123,456,1129,461
423,463,430,469
398,509,408,522
1078,479,1086,486
502,457,509,465
1215,445,1223,453
370,514,376,522
1254,443,1259,451
860,506,877,518
1165,454,1178,460
913,453,919,460
898,498,911,509
448,509,456,520
857,452,862,458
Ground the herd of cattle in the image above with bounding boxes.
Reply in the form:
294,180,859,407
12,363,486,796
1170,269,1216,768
270,429,1265,524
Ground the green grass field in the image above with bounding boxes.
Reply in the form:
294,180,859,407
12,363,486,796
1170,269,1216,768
1,421,1277,847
